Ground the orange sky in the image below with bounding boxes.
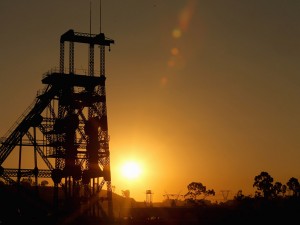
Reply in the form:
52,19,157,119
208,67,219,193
1,0,300,202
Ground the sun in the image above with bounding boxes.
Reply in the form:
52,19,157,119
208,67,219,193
120,161,141,179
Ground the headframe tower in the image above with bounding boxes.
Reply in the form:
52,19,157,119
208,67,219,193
0,25,115,224
51,28,115,217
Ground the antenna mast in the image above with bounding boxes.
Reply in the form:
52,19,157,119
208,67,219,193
90,1,92,35
100,0,102,33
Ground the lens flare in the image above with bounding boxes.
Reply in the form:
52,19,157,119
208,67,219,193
172,28,182,39
178,0,197,31
160,76,168,86
171,47,179,56
162,0,197,86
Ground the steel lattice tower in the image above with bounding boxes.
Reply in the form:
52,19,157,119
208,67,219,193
0,29,115,222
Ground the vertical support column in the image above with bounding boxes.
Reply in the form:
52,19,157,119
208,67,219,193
56,40,67,210
33,127,39,193
88,43,95,120
17,137,22,184
69,41,75,74
60,42,65,74
99,44,114,219
89,44,95,77
86,40,96,202
100,45,105,76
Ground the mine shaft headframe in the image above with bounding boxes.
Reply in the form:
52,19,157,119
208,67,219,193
60,29,114,46
59,29,114,75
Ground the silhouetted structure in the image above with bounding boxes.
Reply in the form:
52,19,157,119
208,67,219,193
146,190,153,207
220,190,231,201
0,28,114,223
163,192,184,207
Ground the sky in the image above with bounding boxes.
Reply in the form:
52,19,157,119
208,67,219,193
1,0,300,202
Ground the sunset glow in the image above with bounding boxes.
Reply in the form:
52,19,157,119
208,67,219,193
1,0,300,204
120,161,142,180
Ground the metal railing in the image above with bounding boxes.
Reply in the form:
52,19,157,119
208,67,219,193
42,67,102,79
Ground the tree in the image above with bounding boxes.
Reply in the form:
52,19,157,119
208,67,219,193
286,177,300,197
281,184,287,196
253,171,274,199
122,189,130,198
21,177,33,187
41,180,49,186
234,190,245,201
273,182,286,197
184,182,215,203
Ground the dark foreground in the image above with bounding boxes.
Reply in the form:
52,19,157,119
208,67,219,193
123,199,300,225
1,184,300,225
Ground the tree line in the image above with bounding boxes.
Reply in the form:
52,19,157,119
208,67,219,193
184,171,300,204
